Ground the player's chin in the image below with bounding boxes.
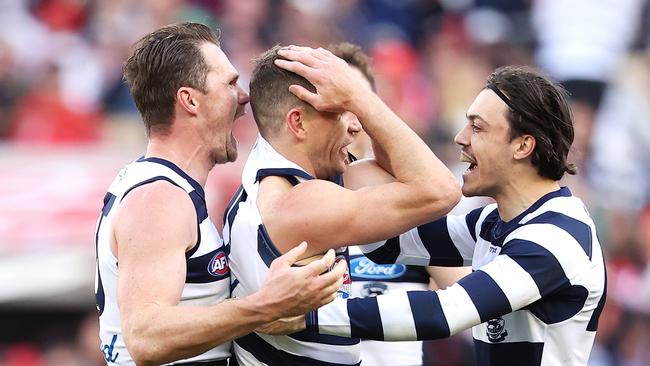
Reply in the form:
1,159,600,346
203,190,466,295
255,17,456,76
461,181,478,197
226,137,238,162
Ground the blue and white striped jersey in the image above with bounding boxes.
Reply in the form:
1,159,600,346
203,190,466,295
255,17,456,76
349,245,429,366
309,187,606,366
95,157,231,365
224,135,360,366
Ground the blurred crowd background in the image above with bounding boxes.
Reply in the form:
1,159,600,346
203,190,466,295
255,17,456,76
1,0,649,365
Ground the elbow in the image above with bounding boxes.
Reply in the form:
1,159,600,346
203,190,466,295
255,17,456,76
443,178,462,210
124,323,163,366
126,339,157,366
421,176,462,218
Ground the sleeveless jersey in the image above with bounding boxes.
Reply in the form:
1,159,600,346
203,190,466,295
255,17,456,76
223,135,361,366
94,157,231,365
311,187,606,366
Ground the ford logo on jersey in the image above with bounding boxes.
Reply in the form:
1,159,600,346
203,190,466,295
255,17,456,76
350,257,406,279
208,251,229,276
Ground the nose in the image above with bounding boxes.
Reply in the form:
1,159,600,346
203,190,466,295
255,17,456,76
345,112,362,133
454,123,470,147
238,86,250,105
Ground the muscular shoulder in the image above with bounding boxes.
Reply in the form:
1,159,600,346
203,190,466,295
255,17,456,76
113,180,197,254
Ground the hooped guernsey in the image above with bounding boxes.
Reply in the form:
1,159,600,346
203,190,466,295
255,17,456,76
307,187,606,366
224,135,360,366
94,157,231,365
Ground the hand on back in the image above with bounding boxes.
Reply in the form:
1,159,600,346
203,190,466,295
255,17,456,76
258,241,347,318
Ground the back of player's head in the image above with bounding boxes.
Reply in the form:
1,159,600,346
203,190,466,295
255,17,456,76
123,22,219,136
486,65,576,180
327,42,376,90
249,45,317,139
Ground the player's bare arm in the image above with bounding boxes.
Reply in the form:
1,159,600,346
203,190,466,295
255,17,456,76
113,181,343,365
264,46,460,257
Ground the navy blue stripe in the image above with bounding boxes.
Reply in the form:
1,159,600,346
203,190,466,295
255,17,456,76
587,260,607,331
257,224,282,267
235,332,360,366
348,297,384,340
363,237,400,264
289,330,359,345
95,193,115,317
255,168,314,185
189,190,208,223
186,248,229,283
473,340,543,366
488,187,571,237
525,284,588,324
502,239,570,297
230,278,239,294
479,209,503,246
417,218,464,266
458,270,512,322
223,185,246,234
407,290,451,339
121,176,182,201
328,174,344,186
526,211,593,259
101,193,116,217
137,156,205,199
464,206,485,242
186,190,207,258
306,310,318,332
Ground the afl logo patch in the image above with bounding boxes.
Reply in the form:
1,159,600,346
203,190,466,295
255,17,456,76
208,251,229,276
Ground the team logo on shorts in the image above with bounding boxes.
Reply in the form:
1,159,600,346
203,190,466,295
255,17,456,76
361,282,388,297
486,317,508,343
208,250,229,277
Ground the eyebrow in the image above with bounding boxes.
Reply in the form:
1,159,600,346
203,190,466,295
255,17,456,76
466,113,489,125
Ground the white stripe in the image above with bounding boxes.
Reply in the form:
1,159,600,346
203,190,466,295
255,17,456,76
519,196,588,225
447,215,477,261
318,297,352,338
396,228,431,265
507,224,590,281
480,255,541,311
377,293,418,341
437,283,481,335
358,240,387,254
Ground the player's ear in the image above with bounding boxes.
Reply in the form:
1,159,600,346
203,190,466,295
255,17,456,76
177,87,198,115
513,134,535,160
286,107,308,140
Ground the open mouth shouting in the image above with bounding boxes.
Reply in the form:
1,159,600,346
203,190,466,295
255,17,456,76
341,145,350,165
460,150,477,175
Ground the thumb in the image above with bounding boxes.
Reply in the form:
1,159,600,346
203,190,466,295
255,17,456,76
277,241,308,266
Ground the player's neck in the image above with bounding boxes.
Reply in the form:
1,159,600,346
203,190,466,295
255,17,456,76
266,135,317,178
145,134,211,188
495,175,560,223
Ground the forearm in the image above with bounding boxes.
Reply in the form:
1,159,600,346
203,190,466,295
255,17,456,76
311,264,541,342
307,291,452,341
123,294,272,365
352,93,458,201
